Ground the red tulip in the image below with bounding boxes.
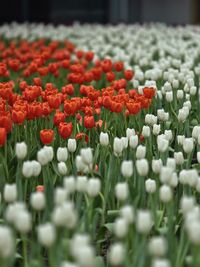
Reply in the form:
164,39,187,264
0,127,7,147
58,122,73,139
40,129,54,144
84,116,95,129
12,110,26,124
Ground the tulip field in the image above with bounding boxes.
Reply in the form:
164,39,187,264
1,22,200,267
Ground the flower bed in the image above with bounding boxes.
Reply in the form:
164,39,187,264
0,23,200,267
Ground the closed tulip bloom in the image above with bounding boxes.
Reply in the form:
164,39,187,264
113,137,123,156
120,205,134,224
40,129,54,145
115,182,129,201
136,159,149,176
183,138,194,154
22,161,33,178
30,192,45,211
76,176,88,192
109,243,125,266
126,128,135,139
192,126,200,139
159,185,172,203
142,125,150,137
136,145,146,159
4,184,17,203
152,159,163,174
67,139,77,152
58,162,68,175
145,179,156,193
129,135,138,149
84,116,95,129
0,226,14,259
114,218,128,238
57,147,68,162
64,176,76,193
37,149,49,165
153,124,161,135
149,236,167,257
87,178,101,197
100,132,109,146
58,122,73,139
31,160,42,177
80,147,93,165
15,210,32,234
136,210,153,234
174,152,184,165
121,160,133,177
37,223,56,247
157,136,169,152
15,142,27,159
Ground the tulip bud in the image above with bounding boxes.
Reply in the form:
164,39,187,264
126,128,135,139
177,90,184,99
174,152,184,165
177,135,185,145
159,185,172,202
22,161,33,178
30,192,45,211
4,184,17,203
58,162,68,175
54,187,68,206
152,159,163,174
109,243,125,266
80,148,93,165
37,223,56,247
136,145,146,159
76,176,88,192
142,126,150,138
180,196,195,214
57,147,68,162
99,132,109,146
114,218,128,238
183,138,194,154
145,179,156,193
31,160,41,177
166,91,173,102
113,137,123,156
115,182,129,201
121,160,133,177
157,136,169,152
15,142,27,160
136,210,152,234
120,205,134,224
136,159,149,176
67,139,77,153
87,178,101,197
149,236,167,257
15,210,32,233
153,124,161,135
129,135,138,149
64,176,76,193
0,226,14,258
192,126,200,140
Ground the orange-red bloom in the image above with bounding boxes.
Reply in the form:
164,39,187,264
40,129,54,144
58,122,73,139
0,127,7,147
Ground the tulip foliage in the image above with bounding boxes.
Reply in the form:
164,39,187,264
0,23,200,267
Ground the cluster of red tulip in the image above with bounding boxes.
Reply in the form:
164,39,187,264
0,39,155,147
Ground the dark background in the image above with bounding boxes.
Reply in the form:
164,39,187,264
0,0,200,25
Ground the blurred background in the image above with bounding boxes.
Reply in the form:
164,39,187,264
0,0,200,25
